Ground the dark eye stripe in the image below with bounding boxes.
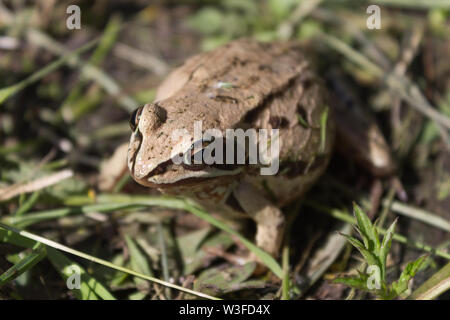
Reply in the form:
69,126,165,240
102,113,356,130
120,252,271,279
129,106,143,131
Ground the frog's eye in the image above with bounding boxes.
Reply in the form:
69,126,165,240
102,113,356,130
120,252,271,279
129,106,143,131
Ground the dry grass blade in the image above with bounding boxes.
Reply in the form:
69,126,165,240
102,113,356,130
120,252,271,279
114,43,169,75
0,169,73,202
408,262,450,300
384,200,450,233
320,33,450,131
372,0,450,9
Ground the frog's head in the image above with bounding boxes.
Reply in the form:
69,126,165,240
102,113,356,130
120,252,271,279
127,102,243,189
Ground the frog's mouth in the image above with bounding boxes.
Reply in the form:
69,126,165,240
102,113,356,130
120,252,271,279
132,158,243,189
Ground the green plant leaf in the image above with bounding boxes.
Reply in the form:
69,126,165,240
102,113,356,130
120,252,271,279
379,218,398,280
390,255,428,298
339,232,380,269
333,275,369,292
353,203,380,253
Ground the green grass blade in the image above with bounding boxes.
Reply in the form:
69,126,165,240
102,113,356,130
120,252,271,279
184,200,284,278
0,227,37,249
125,235,153,276
14,191,41,217
319,106,329,153
125,235,153,291
281,245,290,300
0,222,220,300
47,248,116,300
0,38,99,106
4,202,144,228
6,194,284,278
0,242,46,286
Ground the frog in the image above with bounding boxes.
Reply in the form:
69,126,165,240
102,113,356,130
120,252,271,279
125,38,395,259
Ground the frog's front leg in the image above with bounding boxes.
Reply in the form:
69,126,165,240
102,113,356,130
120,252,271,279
232,181,285,258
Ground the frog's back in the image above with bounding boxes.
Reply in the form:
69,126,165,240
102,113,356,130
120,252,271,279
154,39,334,206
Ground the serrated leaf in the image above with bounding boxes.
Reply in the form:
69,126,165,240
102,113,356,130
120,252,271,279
390,255,428,298
339,233,381,269
379,218,398,281
353,203,380,253
333,276,370,292
354,226,369,250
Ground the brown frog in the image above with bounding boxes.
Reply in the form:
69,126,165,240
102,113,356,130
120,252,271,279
126,39,394,258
